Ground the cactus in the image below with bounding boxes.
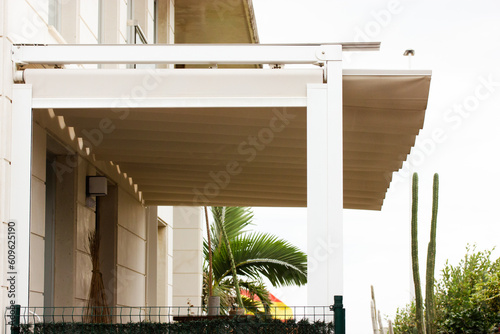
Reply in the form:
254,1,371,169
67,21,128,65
371,285,380,334
371,285,388,334
425,174,439,334
411,173,425,334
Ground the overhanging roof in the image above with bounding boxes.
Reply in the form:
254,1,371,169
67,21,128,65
25,68,431,210
175,0,259,44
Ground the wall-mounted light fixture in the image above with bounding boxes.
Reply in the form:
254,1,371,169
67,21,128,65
87,176,108,196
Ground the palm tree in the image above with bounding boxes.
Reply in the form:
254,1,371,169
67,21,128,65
203,207,307,313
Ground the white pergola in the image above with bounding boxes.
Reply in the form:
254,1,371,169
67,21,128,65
10,43,431,308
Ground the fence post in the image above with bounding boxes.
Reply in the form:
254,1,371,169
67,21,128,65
10,304,21,334
333,296,345,334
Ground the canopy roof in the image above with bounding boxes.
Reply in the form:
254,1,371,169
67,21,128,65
175,0,259,44
26,67,431,210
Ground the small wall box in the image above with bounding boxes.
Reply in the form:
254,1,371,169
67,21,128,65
87,176,108,196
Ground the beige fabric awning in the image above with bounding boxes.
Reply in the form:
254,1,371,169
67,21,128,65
28,68,431,210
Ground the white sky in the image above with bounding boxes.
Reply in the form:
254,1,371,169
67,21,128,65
249,0,500,332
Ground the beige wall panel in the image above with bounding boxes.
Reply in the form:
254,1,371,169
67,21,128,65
119,0,128,43
77,160,96,206
116,266,145,306
31,123,47,182
77,160,87,205
100,0,120,44
60,0,80,43
29,291,44,308
167,224,173,255
157,206,173,225
79,18,98,44
0,160,11,223
172,273,202,300
168,0,174,34
79,0,99,38
75,251,92,300
167,252,173,288
30,177,45,237
76,203,95,252
172,228,201,251
134,0,148,34
29,234,45,293
53,155,76,307
117,225,146,275
1,38,13,100
167,284,173,306
157,226,167,306
147,0,155,42
0,0,4,36
7,0,58,44
25,0,49,24
118,189,146,239
172,294,200,308
0,97,12,163
172,250,202,275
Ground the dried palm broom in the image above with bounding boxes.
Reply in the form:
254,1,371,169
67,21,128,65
83,229,111,323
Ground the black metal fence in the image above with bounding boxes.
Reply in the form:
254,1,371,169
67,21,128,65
5,303,345,334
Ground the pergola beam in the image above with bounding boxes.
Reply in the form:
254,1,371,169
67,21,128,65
12,43,379,66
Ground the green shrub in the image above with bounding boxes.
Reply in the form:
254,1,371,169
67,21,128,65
394,302,417,334
19,317,335,334
394,245,500,334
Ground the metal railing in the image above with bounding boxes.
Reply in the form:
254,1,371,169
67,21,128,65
5,304,341,333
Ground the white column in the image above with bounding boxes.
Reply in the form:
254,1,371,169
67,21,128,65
10,84,33,308
307,54,343,305
172,207,203,311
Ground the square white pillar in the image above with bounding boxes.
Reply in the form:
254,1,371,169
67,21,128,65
307,56,343,306
10,84,33,308
172,207,203,310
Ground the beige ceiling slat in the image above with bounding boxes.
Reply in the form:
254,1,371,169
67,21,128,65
344,142,412,155
343,131,417,147
343,190,386,200
96,153,305,165
344,159,403,171
140,183,306,196
133,176,307,188
343,124,421,135
96,145,306,159
343,151,407,162
117,162,307,177
146,198,305,207
343,179,391,192
344,203,382,211
144,189,304,203
344,196,384,206
343,108,425,129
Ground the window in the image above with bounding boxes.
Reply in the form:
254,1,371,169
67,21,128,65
48,0,61,31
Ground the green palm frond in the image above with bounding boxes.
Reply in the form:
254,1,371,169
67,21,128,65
210,207,253,250
203,206,307,310
213,232,307,287
240,280,272,312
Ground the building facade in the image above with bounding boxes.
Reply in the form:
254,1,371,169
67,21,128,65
0,0,261,331
1,1,431,332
